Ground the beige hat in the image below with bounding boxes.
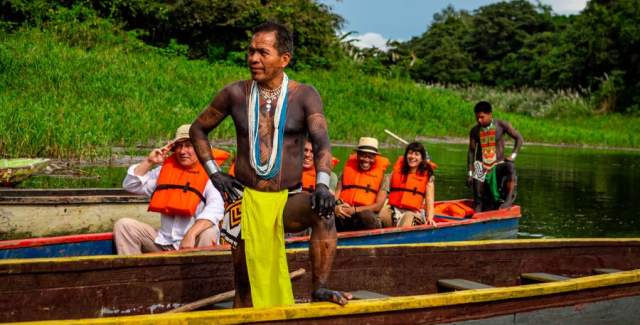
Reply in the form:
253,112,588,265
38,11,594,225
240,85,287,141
173,124,191,143
356,137,379,155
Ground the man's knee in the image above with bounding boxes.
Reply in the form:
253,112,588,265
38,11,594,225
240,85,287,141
357,211,381,229
502,161,516,178
113,218,137,235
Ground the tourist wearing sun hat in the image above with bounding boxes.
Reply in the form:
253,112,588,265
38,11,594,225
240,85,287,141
333,137,390,231
113,124,228,255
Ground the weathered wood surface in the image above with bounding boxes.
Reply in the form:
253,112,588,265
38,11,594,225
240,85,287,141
1,239,640,323
0,188,155,240
438,279,495,291
520,272,571,284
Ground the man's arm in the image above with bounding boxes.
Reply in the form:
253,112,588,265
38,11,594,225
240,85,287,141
181,181,225,249
467,128,477,173
501,121,524,160
122,144,171,196
425,176,435,226
180,219,214,249
303,85,334,217
304,87,332,176
190,85,243,202
191,88,231,166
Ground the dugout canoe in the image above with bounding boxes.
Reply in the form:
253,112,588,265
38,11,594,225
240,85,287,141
0,158,50,187
1,239,640,324
0,200,520,259
0,188,157,240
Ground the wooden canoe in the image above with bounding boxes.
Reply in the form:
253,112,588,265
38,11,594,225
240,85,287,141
0,188,157,240
0,200,520,259
1,239,640,324
0,158,50,187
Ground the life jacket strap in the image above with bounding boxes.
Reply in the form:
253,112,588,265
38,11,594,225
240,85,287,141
154,183,207,204
389,187,426,197
342,184,378,193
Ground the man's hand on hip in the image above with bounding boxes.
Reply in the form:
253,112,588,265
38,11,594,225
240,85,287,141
311,183,335,219
209,172,244,203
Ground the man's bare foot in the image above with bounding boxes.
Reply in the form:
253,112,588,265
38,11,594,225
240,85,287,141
312,288,352,306
499,201,512,209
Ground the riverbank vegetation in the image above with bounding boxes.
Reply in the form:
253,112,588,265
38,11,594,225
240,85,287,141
1,1,640,159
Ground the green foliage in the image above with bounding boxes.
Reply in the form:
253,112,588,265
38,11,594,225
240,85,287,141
2,24,640,160
403,6,474,84
401,0,640,113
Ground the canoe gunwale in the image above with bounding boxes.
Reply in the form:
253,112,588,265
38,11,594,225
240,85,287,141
14,268,640,325
0,188,147,204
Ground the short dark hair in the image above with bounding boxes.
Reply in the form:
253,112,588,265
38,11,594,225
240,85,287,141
474,101,492,114
253,22,294,56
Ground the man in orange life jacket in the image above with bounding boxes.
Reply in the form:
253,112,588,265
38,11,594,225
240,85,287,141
334,137,390,231
302,139,338,194
467,101,524,212
113,124,225,255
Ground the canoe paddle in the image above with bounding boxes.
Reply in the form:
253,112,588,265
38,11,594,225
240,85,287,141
166,268,306,313
384,129,434,162
384,129,409,145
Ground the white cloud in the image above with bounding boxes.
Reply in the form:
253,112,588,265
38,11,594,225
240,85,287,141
538,0,587,14
345,32,391,52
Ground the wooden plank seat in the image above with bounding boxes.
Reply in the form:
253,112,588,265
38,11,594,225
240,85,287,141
437,279,494,292
521,272,570,284
350,290,390,300
594,268,623,274
212,301,234,309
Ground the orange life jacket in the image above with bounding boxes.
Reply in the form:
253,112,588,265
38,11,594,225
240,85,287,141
388,157,431,211
211,148,231,166
148,153,210,217
301,168,316,192
339,154,389,206
434,201,475,218
301,157,340,192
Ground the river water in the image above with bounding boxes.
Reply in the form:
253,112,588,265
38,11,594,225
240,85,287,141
20,142,640,238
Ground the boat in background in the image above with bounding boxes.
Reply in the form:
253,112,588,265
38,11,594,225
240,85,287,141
0,158,50,187
0,200,520,259
1,239,639,324
0,188,157,240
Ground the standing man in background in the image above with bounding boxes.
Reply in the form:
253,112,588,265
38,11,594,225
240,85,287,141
467,101,524,211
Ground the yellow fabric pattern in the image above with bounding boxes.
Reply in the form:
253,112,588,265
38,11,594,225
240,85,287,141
241,187,294,307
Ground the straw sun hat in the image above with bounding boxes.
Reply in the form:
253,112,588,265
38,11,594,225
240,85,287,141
356,137,379,155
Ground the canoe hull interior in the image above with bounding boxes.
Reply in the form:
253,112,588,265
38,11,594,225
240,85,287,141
1,239,640,323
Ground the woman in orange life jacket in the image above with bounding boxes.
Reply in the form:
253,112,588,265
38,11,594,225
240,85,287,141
113,124,228,255
379,142,436,228
334,137,390,231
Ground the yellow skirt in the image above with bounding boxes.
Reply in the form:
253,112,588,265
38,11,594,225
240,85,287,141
241,187,294,307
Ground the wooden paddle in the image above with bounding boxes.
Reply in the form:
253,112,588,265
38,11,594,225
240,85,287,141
166,268,306,313
384,129,409,145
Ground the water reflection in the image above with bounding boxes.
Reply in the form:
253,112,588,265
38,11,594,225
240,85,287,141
20,143,640,238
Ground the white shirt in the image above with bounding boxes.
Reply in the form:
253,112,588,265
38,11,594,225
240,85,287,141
122,164,225,249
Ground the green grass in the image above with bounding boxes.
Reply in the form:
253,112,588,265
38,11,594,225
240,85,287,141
2,27,640,159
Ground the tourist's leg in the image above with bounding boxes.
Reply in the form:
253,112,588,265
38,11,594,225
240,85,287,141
355,210,381,229
283,193,351,305
113,218,161,255
397,211,421,227
378,205,395,227
232,240,252,307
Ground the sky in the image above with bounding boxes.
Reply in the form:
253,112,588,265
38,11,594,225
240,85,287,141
319,0,588,50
